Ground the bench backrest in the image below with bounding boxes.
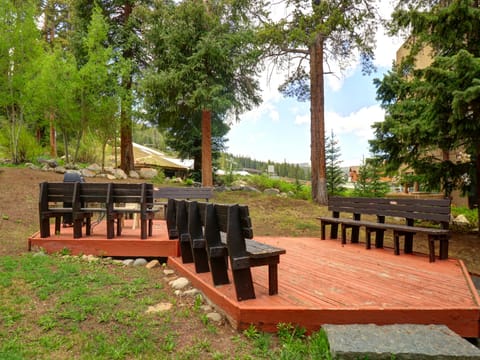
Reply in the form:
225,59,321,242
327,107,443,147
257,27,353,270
328,196,451,224
77,182,112,207
39,182,78,210
207,203,253,239
154,187,213,201
111,183,146,203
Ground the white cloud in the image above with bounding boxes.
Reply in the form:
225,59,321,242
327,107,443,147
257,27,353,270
294,113,309,125
326,105,385,141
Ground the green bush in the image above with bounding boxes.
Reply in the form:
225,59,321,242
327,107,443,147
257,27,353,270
245,175,311,200
451,206,478,229
0,122,44,163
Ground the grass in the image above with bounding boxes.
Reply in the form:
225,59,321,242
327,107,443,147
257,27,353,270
0,252,333,359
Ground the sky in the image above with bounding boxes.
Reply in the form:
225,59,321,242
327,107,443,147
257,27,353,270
225,1,404,168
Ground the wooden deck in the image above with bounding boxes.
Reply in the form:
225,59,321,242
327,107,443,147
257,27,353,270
28,218,180,257
28,220,480,338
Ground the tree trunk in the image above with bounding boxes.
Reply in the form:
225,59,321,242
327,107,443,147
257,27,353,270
120,104,134,172
201,109,213,186
49,112,56,158
310,35,328,205
476,144,480,237
119,3,135,173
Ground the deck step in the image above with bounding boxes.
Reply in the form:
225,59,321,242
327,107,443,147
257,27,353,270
323,324,480,359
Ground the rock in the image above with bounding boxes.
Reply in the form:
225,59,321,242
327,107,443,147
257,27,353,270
106,174,116,180
264,188,280,195
183,289,200,297
139,167,158,179
323,324,480,360
145,302,173,314
112,168,128,180
146,259,160,269
169,277,190,290
81,169,97,178
453,214,470,226
163,269,175,276
123,259,135,266
201,305,212,312
54,166,66,174
85,255,99,262
133,258,147,267
206,312,222,323
104,166,115,174
25,163,39,170
129,170,140,179
86,163,102,173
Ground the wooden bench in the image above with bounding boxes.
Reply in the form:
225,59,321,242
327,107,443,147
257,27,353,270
39,182,81,238
318,196,451,262
74,182,114,239
171,199,286,301
111,183,158,239
39,181,159,240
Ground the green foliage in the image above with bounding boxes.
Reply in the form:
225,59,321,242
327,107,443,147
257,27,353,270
451,206,478,230
372,0,480,216
353,158,390,197
0,121,44,163
141,0,263,174
325,130,346,196
246,175,311,200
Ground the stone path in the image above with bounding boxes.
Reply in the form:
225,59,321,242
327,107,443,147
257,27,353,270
324,324,480,360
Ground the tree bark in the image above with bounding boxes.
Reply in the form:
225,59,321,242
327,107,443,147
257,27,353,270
201,109,213,186
476,144,480,237
310,34,328,205
119,3,135,173
120,101,134,172
49,112,56,158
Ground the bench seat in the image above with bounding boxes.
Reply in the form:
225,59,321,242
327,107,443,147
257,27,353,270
318,197,451,262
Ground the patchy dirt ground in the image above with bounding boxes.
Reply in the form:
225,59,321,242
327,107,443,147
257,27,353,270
1,167,480,274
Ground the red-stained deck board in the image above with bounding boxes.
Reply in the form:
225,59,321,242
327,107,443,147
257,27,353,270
169,236,480,338
28,220,480,337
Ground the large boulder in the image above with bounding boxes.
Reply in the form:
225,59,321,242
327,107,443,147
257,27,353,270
139,167,158,179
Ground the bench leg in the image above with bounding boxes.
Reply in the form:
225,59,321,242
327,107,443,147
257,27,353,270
394,232,400,255
404,234,414,254
428,237,436,262
232,268,255,301
179,233,194,263
268,263,279,295
40,217,51,238
375,230,384,248
106,216,115,239
341,225,347,245
55,216,62,235
439,236,449,260
85,217,91,236
365,229,371,249
351,226,360,243
209,257,229,285
320,222,326,240
73,219,83,239
140,219,147,239
116,215,122,236
148,219,153,237
192,239,210,273
331,223,338,239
